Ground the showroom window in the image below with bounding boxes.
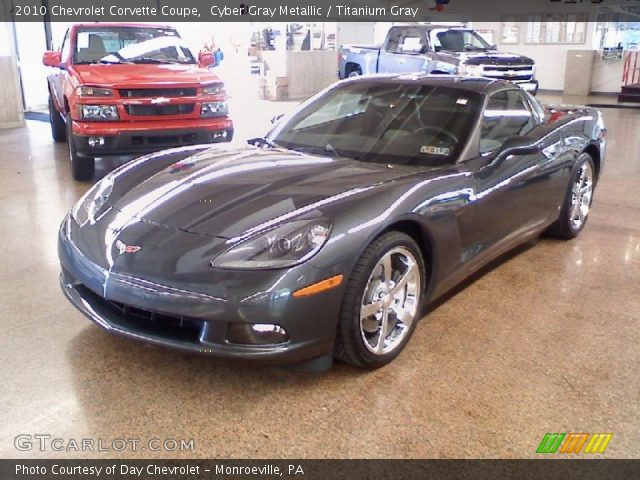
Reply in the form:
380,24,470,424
593,4,640,49
524,14,587,44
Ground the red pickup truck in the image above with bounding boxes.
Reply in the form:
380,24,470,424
43,23,233,180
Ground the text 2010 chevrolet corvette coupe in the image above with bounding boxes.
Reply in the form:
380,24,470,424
59,75,606,369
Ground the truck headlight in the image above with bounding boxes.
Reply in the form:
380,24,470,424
76,86,114,97
211,220,331,269
201,101,228,118
460,64,484,77
202,83,225,95
81,105,119,121
71,175,114,226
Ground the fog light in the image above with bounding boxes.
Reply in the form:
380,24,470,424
88,136,105,147
226,323,289,345
212,130,227,140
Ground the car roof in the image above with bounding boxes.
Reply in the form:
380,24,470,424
345,74,515,95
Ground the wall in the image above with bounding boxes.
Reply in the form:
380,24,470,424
287,50,337,99
0,56,26,129
478,21,597,92
0,21,25,129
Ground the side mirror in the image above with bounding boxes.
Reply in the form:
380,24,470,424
198,51,215,68
500,136,541,156
271,114,284,124
43,51,62,67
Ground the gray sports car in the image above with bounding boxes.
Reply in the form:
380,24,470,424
59,75,606,369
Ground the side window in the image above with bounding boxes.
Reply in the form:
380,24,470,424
60,30,70,62
480,90,535,153
385,29,403,53
387,29,426,54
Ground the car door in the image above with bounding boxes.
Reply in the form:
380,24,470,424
377,27,429,74
461,89,564,262
51,29,71,113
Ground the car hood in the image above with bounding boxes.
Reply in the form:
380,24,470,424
108,146,418,238
73,64,221,88
441,50,534,66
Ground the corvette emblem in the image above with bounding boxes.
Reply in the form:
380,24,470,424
151,97,170,105
115,240,141,254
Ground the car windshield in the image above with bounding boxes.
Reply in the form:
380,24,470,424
269,82,482,166
431,29,492,52
73,27,195,65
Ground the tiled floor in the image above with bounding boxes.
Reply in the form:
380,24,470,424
0,89,638,458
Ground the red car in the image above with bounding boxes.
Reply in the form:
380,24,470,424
43,23,233,180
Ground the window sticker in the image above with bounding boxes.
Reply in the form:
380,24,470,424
421,145,451,156
457,98,469,105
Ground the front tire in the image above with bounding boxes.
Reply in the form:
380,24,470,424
66,118,95,181
49,95,66,143
334,232,425,369
547,153,595,239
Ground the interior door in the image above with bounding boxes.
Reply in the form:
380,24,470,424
378,27,429,74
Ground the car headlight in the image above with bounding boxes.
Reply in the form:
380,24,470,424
76,86,113,97
459,64,484,77
202,83,225,95
71,176,114,226
201,101,228,117
211,220,331,269
81,105,119,121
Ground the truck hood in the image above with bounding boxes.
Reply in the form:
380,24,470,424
441,50,534,66
108,146,419,238
72,64,222,88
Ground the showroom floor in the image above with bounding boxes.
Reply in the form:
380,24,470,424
0,95,638,459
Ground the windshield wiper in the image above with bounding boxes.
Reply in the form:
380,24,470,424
131,58,181,64
290,143,353,159
247,137,281,149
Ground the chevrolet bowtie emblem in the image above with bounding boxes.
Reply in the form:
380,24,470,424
115,240,141,254
151,97,170,104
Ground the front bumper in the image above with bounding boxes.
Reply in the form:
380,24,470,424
58,221,342,364
71,118,234,158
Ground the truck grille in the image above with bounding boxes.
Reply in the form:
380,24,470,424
125,104,195,116
481,65,534,82
119,88,197,98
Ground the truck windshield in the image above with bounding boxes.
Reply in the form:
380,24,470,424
73,27,195,65
269,81,481,166
431,29,492,52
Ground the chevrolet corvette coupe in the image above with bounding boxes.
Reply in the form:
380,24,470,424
59,75,606,369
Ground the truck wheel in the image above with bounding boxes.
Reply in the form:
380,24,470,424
66,119,95,181
49,95,66,143
348,67,362,78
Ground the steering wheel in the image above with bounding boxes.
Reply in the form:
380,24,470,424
413,126,459,145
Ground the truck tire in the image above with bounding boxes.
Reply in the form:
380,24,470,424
66,119,95,181
49,95,67,143
348,67,362,78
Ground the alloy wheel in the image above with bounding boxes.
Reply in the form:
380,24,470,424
570,161,594,231
359,247,420,355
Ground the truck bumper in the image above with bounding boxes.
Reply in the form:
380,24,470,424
71,118,233,158
516,80,539,95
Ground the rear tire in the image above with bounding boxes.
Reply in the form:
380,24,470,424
547,153,595,239
347,67,362,78
66,118,94,181
49,95,66,143
334,232,425,369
